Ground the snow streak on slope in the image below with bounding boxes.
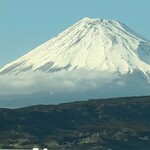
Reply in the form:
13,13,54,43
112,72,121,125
0,17,150,77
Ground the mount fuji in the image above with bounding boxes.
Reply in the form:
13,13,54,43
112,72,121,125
0,17,150,108
1,17,150,75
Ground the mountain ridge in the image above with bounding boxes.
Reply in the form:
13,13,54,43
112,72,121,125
0,96,150,149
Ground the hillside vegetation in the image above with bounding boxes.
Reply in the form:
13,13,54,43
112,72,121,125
0,96,150,149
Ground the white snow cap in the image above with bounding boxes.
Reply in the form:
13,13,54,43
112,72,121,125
0,17,150,76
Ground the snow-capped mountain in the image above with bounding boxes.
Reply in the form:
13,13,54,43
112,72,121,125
0,17,150,108
0,17,150,77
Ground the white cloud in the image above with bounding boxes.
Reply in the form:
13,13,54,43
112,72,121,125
0,70,118,95
0,70,150,108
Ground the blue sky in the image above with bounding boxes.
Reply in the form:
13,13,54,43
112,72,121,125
0,0,150,67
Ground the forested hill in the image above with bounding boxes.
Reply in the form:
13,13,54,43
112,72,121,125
0,96,150,149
